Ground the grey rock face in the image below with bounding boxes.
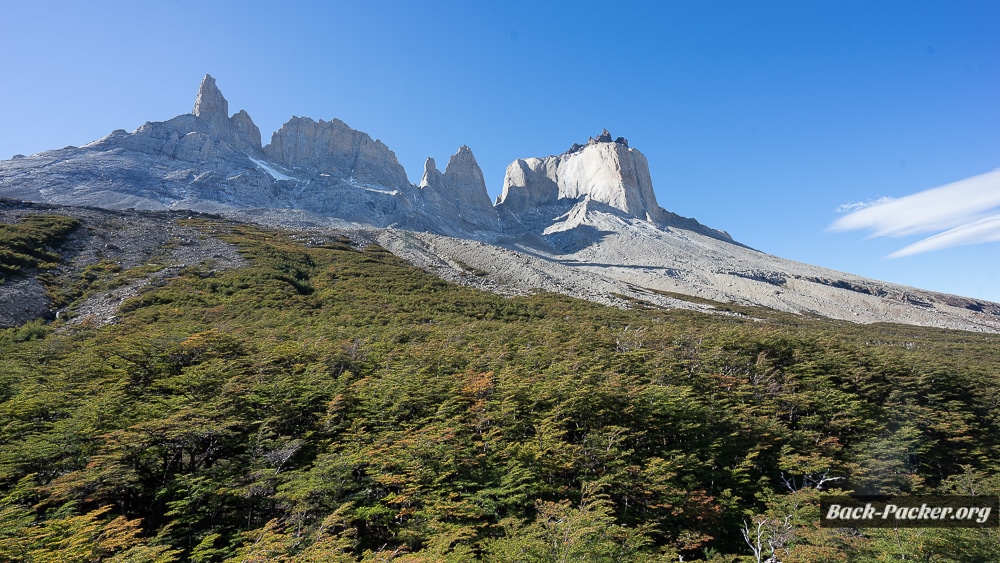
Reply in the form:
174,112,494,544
496,130,667,225
0,277,52,328
193,74,228,120
0,78,727,246
229,110,263,154
0,201,248,328
0,81,729,246
264,117,409,190
0,77,279,213
191,74,262,154
493,131,732,247
0,74,469,234
415,146,498,234
3,75,1000,332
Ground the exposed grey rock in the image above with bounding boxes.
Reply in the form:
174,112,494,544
193,74,228,121
496,130,669,228
0,201,247,328
422,157,439,183
0,79,709,246
230,109,262,153
375,217,1000,334
494,131,731,248
264,117,409,189
4,77,1000,333
0,277,51,328
414,146,498,234
192,74,262,153
0,77,285,216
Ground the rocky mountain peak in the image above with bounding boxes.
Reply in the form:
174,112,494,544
496,131,667,225
188,75,262,153
568,129,628,155
422,157,438,179
193,74,228,120
416,146,497,234
229,109,262,152
444,145,480,178
419,145,487,193
4,74,999,333
264,117,409,189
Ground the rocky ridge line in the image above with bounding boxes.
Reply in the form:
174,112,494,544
0,76,720,245
4,76,998,332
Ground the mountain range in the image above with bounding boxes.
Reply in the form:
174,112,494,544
2,74,999,332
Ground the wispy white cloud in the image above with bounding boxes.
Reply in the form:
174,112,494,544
888,213,1000,258
834,196,894,214
829,168,1000,256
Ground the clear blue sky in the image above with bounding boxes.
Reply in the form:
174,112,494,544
3,1,999,301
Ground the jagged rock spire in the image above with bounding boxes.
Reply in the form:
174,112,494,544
421,157,441,185
417,145,497,232
193,74,228,119
188,74,262,153
420,146,488,197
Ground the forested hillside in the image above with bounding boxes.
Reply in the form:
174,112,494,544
1,215,999,561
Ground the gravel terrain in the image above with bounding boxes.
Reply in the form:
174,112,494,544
244,207,1000,333
4,201,999,334
5,75,995,333
373,210,1000,333
0,201,246,328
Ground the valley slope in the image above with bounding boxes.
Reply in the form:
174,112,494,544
2,75,997,332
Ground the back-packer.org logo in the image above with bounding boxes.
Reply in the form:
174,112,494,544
820,495,999,528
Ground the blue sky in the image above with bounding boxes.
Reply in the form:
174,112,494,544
3,1,999,301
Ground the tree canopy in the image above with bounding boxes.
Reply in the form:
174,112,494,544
1,216,999,561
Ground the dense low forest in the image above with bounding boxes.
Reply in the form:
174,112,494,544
1,214,999,561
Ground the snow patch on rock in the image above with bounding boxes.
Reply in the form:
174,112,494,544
248,156,295,182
